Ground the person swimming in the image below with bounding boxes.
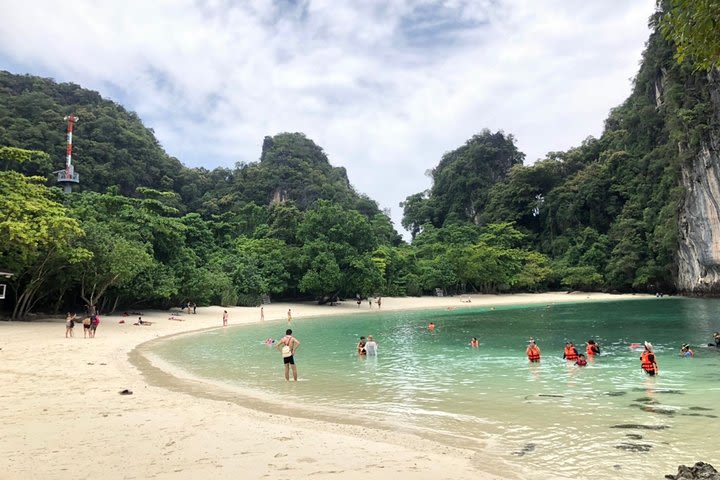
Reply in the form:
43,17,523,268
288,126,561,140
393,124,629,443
680,343,694,358
575,353,588,367
428,322,436,331
470,337,479,348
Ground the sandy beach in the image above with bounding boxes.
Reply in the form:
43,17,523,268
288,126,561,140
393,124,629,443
0,292,651,479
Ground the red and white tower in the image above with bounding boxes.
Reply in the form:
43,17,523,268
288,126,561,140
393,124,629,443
56,114,80,193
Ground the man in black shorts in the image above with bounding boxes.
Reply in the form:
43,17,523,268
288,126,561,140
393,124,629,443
276,329,300,381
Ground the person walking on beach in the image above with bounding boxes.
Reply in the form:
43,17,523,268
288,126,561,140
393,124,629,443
89,314,100,338
65,313,76,338
223,310,228,327
260,306,264,321
377,297,382,309
640,341,658,376
277,329,300,381
287,309,292,323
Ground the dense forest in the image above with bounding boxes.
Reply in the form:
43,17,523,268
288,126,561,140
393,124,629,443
1,1,719,319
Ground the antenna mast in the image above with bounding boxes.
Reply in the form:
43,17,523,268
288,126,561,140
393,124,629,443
56,114,80,193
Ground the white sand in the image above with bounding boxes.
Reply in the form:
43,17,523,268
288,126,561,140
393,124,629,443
0,292,650,479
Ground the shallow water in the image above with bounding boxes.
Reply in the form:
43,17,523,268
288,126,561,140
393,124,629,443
152,298,720,478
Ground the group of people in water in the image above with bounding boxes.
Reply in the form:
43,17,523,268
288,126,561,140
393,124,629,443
356,335,378,356
518,334,719,376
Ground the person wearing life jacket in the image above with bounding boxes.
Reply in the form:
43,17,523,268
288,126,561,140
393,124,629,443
563,342,578,361
527,338,541,362
575,353,588,367
640,341,658,376
586,339,600,356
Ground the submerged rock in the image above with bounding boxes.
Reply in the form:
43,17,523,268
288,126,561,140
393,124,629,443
625,434,643,440
605,391,627,397
611,424,670,430
615,442,652,452
664,462,720,479
688,406,714,411
511,443,536,457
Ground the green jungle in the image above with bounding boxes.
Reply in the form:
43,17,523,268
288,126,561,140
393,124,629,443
1,1,719,319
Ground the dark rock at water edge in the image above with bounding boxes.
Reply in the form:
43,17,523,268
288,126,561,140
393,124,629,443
665,462,720,479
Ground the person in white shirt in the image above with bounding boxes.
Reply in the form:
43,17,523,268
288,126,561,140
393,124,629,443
364,335,377,356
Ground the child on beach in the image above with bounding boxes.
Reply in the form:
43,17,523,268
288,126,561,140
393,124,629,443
65,313,76,338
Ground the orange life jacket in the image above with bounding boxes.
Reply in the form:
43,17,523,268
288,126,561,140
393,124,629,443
586,344,596,356
640,351,656,373
564,346,578,361
527,345,541,361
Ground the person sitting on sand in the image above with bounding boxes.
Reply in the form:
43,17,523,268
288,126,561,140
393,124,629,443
470,337,479,348
134,316,152,326
680,344,694,358
364,335,378,356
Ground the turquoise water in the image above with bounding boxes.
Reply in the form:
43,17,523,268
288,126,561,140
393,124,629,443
152,298,720,478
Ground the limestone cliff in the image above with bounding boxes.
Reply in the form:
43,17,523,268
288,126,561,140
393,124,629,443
677,70,720,293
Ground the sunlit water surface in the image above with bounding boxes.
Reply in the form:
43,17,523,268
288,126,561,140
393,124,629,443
151,298,720,478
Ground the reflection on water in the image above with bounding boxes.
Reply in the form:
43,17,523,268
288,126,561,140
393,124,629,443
152,298,720,478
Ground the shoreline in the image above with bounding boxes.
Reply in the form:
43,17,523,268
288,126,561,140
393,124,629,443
0,292,653,479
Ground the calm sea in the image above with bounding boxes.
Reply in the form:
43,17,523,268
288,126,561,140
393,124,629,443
150,298,720,479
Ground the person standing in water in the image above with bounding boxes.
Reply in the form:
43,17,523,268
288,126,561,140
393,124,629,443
428,322,436,331
277,329,300,381
527,338,541,362
575,353,588,366
470,337,479,348
640,341,659,376
357,336,367,355
364,335,378,355
680,344,694,358
563,342,579,361
586,339,600,356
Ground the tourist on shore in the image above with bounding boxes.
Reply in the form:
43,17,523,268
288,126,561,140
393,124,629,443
586,339,600,356
89,314,100,338
680,344,694,358
640,341,658,376
357,336,367,355
527,338,541,362
368,297,372,308
82,317,91,338
192,302,197,314
277,329,300,381
377,297,382,309
223,310,228,327
563,342,579,361
287,309,292,323
470,337,479,348
365,335,377,355
260,306,264,321
65,313,76,338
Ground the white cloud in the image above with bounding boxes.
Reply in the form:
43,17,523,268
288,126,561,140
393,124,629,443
0,0,655,236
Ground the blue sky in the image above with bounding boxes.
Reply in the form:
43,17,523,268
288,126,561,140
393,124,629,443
0,0,655,235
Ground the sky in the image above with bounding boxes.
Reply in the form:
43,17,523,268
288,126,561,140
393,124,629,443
0,0,656,236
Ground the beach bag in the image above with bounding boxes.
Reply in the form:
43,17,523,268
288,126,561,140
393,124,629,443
281,345,292,358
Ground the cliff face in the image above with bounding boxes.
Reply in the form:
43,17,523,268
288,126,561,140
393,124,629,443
677,71,720,293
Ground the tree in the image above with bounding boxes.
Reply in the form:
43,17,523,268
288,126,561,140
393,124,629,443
659,0,720,70
0,170,89,319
